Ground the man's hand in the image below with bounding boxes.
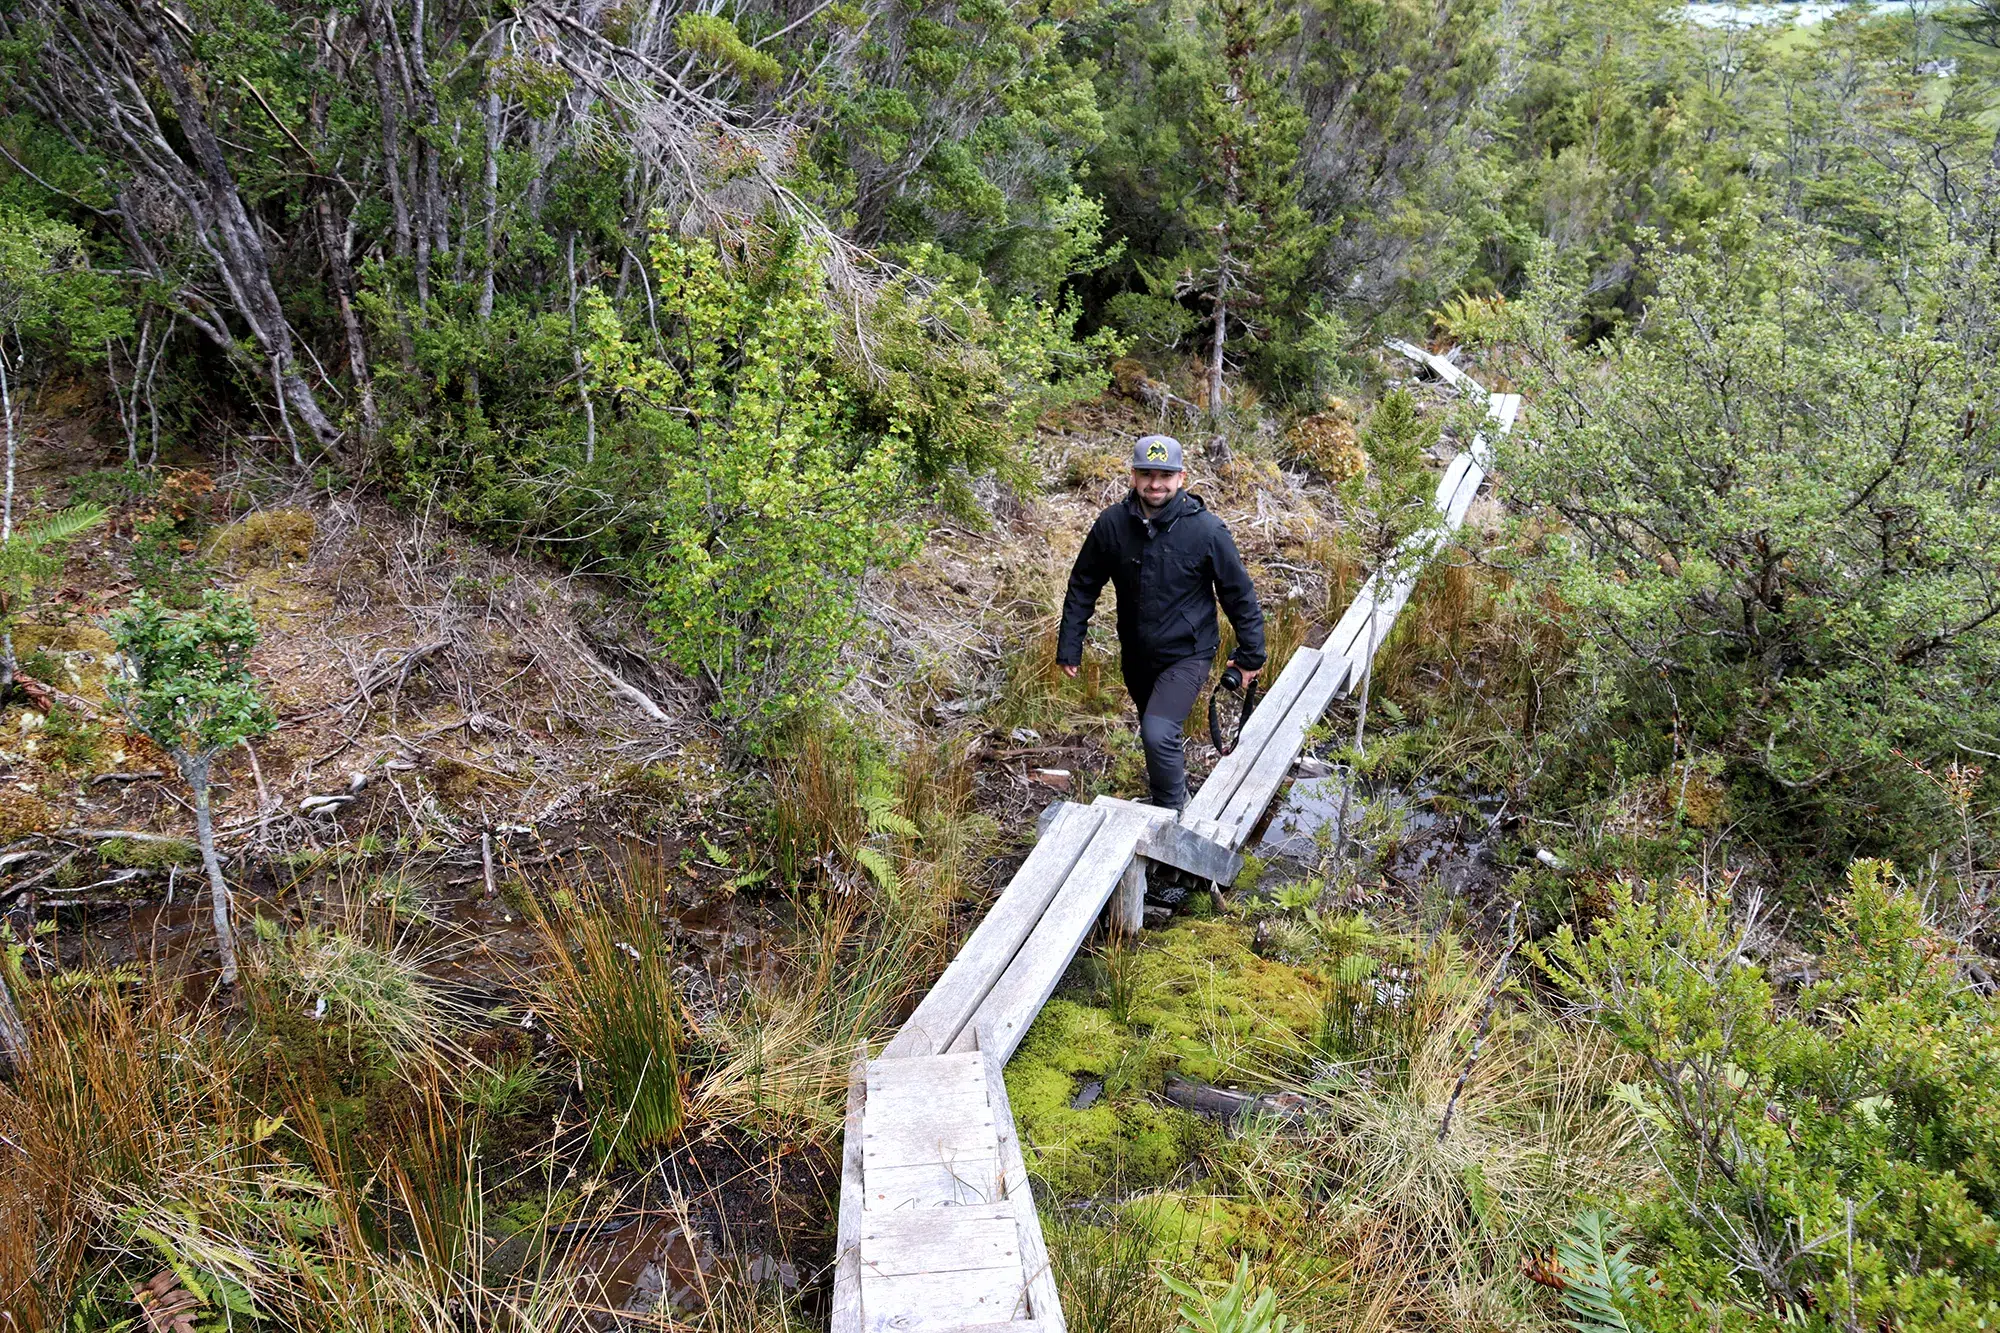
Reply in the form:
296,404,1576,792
1234,663,1259,685
1061,664,1079,678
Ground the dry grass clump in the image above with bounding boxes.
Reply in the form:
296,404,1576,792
521,870,685,1165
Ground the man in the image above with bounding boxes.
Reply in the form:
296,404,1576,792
1057,434,1265,813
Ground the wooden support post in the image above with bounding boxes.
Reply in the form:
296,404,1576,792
1110,858,1146,937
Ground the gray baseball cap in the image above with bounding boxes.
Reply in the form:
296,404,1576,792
1132,434,1185,472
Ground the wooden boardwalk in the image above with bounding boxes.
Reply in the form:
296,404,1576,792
830,346,1520,1333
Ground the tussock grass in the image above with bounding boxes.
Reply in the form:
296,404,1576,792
522,868,685,1165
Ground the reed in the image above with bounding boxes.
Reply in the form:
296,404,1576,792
524,875,685,1165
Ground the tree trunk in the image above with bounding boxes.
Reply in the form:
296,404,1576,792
125,0,342,458
1208,264,1229,423
1,341,16,689
185,753,240,988
478,86,501,326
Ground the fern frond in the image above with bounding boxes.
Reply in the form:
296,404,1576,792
856,790,920,840
1554,1210,1651,1333
852,845,902,898
7,505,106,552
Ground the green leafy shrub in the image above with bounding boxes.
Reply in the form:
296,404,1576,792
1534,863,2000,1329
1505,215,2000,868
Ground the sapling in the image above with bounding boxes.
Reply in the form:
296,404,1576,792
108,591,275,987
1333,391,1443,852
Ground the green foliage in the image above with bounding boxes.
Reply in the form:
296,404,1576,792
0,202,128,355
598,229,917,729
0,505,104,662
107,590,274,768
1161,1256,1289,1333
1553,1210,1653,1333
1344,390,1442,576
128,514,212,609
1533,864,2000,1329
1503,214,2000,865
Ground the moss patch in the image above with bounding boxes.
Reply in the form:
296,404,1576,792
1006,999,1191,1197
99,836,199,869
1005,920,1330,1199
1124,919,1323,1083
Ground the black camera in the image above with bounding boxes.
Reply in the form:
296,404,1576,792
1221,664,1244,692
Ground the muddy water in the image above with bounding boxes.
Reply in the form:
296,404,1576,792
1251,768,1512,911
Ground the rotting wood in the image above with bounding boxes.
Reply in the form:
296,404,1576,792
1164,1074,1311,1124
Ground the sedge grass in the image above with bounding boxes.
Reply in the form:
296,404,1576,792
523,874,685,1166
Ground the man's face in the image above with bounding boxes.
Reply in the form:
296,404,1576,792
1132,467,1185,506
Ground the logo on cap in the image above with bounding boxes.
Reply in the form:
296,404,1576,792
1145,440,1170,461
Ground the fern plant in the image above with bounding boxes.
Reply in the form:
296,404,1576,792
0,504,105,684
848,788,919,897
1554,1210,1654,1333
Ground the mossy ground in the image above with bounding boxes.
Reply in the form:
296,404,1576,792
1005,917,1325,1197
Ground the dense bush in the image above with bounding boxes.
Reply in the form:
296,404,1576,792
1536,864,2000,1329
1500,215,2000,867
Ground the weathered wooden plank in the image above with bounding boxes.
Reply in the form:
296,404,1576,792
980,1025,1065,1333
1443,463,1486,528
869,1050,987,1096
859,1206,1021,1278
863,1266,1030,1332
948,812,1149,1061
1138,819,1243,885
1109,859,1146,936
833,1047,868,1333
883,804,1106,1059
1185,650,1326,824
1384,339,1488,398
863,1113,1001,1173
863,1085,995,1134
1217,652,1360,845
1185,649,1323,825
864,1157,1007,1211
1435,453,1475,515
943,1324,1046,1333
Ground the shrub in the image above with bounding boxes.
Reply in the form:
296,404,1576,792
1503,215,2000,867
1533,863,2000,1329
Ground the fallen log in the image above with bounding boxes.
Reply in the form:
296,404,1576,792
1163,1074,1312,1124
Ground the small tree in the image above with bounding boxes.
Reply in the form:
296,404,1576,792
109,591,275,987
1330,390,1444,852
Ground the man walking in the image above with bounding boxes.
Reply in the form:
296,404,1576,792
1057,434,1265,814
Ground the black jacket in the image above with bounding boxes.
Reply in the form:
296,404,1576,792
1057,489,1265,675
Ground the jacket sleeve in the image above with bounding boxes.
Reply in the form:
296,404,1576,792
1211,522,1266,670
1057,514,1114,666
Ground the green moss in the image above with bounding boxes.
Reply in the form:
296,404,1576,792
1006,919,1335,1201
1125,919,1323,1083
1006,999,1191,1197
99,836,198,869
